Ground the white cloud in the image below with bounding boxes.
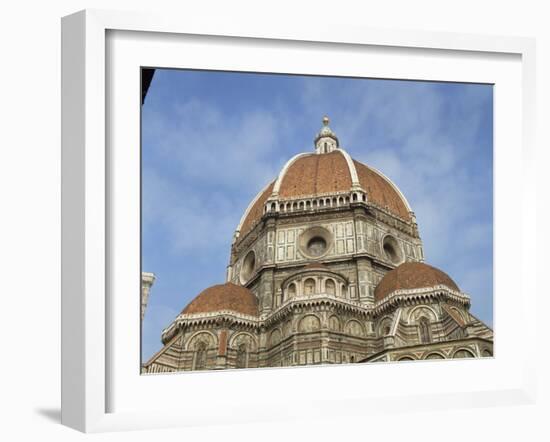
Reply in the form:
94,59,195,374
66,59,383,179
143,168,242,254
142,99,291,255
144,99,284,191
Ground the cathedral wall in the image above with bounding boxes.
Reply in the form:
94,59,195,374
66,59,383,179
229,203,424,314
258,302,377,366
144,293,489,373
368,337,493,362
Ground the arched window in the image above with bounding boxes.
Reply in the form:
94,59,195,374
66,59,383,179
453,349,476,359
273,291,282,308
287,283,296,298
379,318,392,336
341,284,347,298
194,342,207,370
298,315,321,332
425,353,444,360
304,278,316,295
236,344,248,369
328,315,340,331
325,279,336,295
418,317,431,344
270,329,282,346
345,320,364,337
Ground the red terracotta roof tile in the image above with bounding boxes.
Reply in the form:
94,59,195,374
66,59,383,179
181,282,259,316
278,151,352,197
239,181,275,238
374,262,460,302
353,160,410,220
238,150,412,241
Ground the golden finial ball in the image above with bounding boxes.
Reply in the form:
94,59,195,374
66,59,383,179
322,116,330,126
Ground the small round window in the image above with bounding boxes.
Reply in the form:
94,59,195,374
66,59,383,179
240,250,256,283
382,235,402,265
298,226,332,259
307,236,327,257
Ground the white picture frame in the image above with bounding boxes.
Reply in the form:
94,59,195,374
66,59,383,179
61,9,537,433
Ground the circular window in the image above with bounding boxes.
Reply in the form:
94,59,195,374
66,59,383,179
240,250,256,283
307,236,327,257
298,226,333,259
382,235,402,264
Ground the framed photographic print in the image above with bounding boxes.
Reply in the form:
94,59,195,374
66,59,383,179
61,9,537,433
140,69,494,373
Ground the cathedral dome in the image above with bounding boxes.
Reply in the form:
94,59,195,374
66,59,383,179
236,118,412,240
374,262,460,302
181,282,259,317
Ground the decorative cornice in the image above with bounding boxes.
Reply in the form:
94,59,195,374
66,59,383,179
160,285,470,345
161,310,261,342
361,335,493,363
373,286,470,316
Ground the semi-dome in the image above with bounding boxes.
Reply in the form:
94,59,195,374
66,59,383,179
181,282,259,317
236,118,413,240
374,262,460,302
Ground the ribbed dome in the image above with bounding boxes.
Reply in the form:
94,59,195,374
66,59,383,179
374,262,460,302
278,151,353,198
181,282,259,316
238,180,275,238
353,160,410,219
237,150,411,239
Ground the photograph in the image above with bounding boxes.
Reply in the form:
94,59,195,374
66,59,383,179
1,0,544,438
140,68,494,373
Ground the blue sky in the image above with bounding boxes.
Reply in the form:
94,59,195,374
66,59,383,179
141,69,493,362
